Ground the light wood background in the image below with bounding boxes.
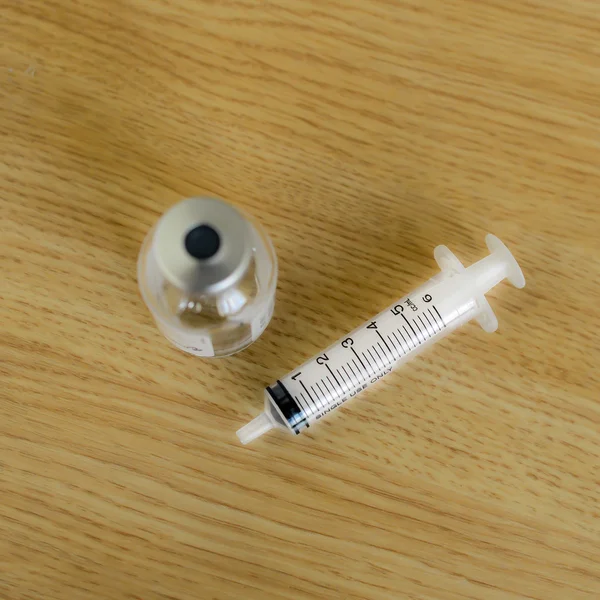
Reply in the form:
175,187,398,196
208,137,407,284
2,1,600,598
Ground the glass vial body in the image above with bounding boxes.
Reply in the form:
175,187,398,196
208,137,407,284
137,197,277,357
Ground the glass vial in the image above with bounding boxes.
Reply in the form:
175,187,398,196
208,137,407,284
138,197,278,357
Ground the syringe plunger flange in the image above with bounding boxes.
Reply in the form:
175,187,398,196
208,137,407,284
434,234,525,333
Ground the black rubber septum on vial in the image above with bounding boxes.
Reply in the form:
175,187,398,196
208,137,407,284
266,381,309,434
185,225,221,260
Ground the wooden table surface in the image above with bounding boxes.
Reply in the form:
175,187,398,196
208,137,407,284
2,1,600,598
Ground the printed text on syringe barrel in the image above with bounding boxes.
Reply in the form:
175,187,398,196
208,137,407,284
277,286,476,432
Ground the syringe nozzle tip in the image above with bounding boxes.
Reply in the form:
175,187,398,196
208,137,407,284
236,412,275,445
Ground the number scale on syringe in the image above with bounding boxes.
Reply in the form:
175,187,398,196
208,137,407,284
280,284,477,428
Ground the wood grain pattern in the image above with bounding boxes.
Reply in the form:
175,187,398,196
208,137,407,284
2,1,600,598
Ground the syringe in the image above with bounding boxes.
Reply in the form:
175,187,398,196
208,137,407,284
237,234,525,444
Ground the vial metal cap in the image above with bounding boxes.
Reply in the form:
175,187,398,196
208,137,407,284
153,197,252,295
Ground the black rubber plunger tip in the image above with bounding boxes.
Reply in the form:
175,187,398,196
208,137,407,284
184,224,221,260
